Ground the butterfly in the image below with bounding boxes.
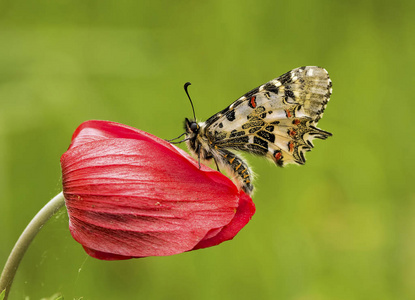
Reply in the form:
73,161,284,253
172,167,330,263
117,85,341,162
179,66,332,195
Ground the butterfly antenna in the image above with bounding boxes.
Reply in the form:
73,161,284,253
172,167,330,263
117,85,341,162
165,132,187,142
169,137,191,144
166,83,196,145
184,82,197,121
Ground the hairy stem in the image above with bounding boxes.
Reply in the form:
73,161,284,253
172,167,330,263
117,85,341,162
0,192,65,299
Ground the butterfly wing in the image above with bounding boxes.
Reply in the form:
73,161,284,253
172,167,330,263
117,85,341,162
205,66,332,167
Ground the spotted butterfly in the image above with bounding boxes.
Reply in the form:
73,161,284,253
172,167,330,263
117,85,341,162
183,66,332,195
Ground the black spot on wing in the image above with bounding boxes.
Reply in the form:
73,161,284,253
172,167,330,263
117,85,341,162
278,71,293,84
285,89,295,101
257,131,275,143
253,136,268,150
226,110,236,121
299,151,306,163
205,115,220,127
248,126,261,134
234,136,249,143
264,82,279,94
245,143,268,155
242,119,265,129
229,130,245,138
220,136,249,146
205,100,244,128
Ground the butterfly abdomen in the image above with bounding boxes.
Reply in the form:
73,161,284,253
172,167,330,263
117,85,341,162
217,149,253,195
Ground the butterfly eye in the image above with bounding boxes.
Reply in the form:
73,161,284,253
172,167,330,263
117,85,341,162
190,122,199,132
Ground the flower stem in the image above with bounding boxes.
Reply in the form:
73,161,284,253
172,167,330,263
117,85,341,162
0,192,65,300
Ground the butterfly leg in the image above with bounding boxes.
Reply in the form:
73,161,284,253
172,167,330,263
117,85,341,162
217,149,253,195
213,156,221,172
196,144,201,169
201,151,221,171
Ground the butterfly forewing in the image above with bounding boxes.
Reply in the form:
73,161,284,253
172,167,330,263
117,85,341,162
184,66,332,195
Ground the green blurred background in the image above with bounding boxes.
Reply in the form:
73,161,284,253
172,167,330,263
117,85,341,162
1,0,414,299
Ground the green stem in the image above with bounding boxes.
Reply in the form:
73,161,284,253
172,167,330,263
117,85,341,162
0,192,65,300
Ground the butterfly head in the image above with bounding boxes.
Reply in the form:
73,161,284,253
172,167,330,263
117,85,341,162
184,118,209,157
184,118,199,134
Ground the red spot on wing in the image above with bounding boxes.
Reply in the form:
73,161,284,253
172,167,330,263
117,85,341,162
250,96,257,108
274,152,282,161
293,119,300,125
285,109,292,118
288,141,294,152
289,129,297,137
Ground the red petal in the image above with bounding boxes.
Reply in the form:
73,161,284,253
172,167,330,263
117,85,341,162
193,192,256,250
61,121,255,259
82,246,133,260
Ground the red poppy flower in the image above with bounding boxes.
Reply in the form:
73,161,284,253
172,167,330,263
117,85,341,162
60,120,255,260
